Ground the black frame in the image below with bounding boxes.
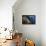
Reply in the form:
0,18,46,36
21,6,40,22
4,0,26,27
22,15,36,24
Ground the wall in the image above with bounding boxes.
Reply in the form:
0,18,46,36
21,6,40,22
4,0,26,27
0,0,16,39
41,0,46,46
0,0,46,46
13,0,41,46
0,0,16,30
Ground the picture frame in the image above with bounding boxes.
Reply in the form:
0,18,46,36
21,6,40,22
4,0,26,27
22,15,36,24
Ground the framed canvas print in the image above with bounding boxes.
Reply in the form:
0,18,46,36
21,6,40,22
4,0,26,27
22,15,36,24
